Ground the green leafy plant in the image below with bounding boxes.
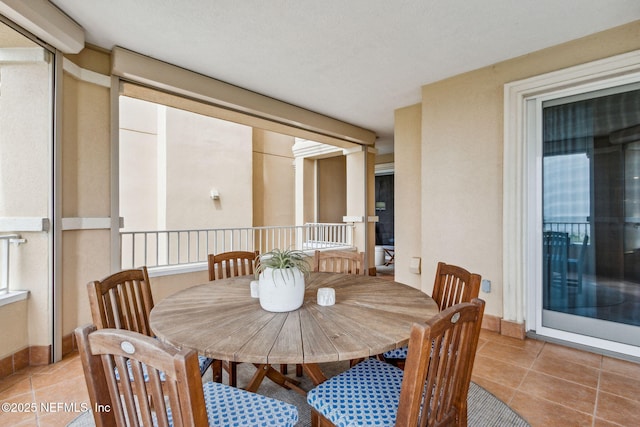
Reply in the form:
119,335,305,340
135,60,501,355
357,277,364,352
255,248,311,279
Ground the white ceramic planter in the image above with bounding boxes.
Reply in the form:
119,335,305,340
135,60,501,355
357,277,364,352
258,267,306,312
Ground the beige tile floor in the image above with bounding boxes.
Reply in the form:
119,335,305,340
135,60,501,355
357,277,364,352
472,330,640,427
0,329,639,426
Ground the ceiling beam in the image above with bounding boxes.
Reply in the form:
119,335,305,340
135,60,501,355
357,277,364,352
112,46,377,147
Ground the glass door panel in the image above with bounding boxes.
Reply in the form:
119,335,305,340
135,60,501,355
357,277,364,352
541,85,640,347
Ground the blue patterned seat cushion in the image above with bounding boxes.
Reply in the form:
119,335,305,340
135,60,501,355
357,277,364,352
382,345,408,360
307,358,403,427
167,381,299,427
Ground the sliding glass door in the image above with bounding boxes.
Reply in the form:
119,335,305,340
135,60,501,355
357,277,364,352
540,83,640,348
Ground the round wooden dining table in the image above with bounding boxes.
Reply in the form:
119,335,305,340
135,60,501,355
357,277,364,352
150,272,438,393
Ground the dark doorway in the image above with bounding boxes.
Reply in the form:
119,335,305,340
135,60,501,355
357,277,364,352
375,175,394,245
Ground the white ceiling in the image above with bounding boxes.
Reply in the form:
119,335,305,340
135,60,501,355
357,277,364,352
51,0,640,154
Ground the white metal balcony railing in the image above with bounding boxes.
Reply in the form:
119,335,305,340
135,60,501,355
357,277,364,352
0,234,25,295
543,221,589,244
120,223,355,270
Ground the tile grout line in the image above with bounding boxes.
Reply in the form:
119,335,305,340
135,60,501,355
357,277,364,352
510,341,537,406
28,371,41,427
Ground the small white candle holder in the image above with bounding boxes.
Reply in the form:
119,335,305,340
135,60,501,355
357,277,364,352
317,287,335,306
250,280,260,298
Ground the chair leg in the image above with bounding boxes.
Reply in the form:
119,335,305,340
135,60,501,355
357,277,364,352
350,358,364,367
311,409,336,427
281,363,303,377
382,357,406,370
223,361,238,387
211,359,223,383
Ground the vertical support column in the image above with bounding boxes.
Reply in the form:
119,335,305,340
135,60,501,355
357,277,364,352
52,51,63,363
344,146,377,275
110,75,121,273
294,156,316,226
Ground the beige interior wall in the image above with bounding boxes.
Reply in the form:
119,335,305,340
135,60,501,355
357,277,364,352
317,156,347,223
394,104,422,289
0,54,52,357
0,300,28,358
70,81,111,218
414,21,640,319
253,129,296,227
63,230,111,334
61,51,113,337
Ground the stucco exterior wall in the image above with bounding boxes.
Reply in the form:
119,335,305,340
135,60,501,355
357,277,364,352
165,108,253,230
318,156,346,223
253,129,296,227
119,97,159,231
394,104,422,289
411,21,640,319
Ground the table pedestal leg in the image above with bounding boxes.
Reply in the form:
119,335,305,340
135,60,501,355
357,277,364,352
244,364,306,396
302,363,327,386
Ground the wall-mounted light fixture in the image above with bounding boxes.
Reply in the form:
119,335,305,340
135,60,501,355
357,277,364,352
210,189,220,200
375,201,386,211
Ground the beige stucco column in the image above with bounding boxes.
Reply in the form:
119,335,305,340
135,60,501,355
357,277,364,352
294,156,316,225
344,146,377,274
293,140,375,271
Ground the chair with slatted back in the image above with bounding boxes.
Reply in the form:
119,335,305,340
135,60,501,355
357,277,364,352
281,249,365,376
207,250,259,281
86,267,216,378
567,234,588,293
207,251,259,386
383,261,481,367
75,324,298,427
307,298,485,427
314,250,365,275
431,261,482,311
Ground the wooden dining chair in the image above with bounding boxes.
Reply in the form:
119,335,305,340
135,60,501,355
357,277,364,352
314,250,365,275
207,250,259,281
307,298,485,427
86,267,216,378
383,261,481,367
431,261,482,311
281,249,365,376
87,267,154,334
75,325,299,427
207,250,259,386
